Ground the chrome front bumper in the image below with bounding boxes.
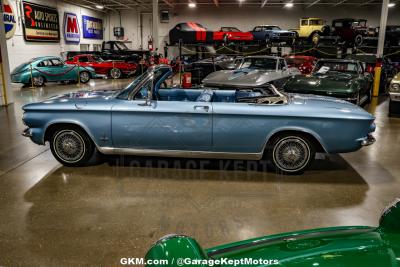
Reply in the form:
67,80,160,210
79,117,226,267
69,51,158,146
361,134,376,146
22,128,32,137
389,92,400,102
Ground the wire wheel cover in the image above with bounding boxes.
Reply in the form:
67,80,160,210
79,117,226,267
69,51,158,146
273,136,310,172
33,76,43,86
54,130,86,163
80,72,90,83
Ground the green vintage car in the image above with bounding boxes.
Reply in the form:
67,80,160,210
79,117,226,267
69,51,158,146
11,56,97,87
146,199,400,267
282,59,373,106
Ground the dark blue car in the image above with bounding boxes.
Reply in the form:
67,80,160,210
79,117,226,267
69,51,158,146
251,25,296,45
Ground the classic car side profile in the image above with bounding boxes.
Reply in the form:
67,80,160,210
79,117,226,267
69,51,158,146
65,54,137,79
145,198,400,267
22,65,375,174
213,27,254,43
202,56,301,89
11,56,96,87
290,17,328,45
251,25,296,45
389,72,400,116
282,59,373,106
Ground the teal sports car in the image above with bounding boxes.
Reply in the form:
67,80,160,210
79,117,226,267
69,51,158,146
146,198,400,267
11,56,97,87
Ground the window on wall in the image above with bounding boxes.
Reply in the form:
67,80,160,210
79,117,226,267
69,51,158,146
80,44,90,51
93,44,102,52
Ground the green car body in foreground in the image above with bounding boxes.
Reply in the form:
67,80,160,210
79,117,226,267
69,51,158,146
11,56,97,87
283,59,373,106
146,199,400,266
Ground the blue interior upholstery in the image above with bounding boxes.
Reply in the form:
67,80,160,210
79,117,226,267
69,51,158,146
157,88,263,103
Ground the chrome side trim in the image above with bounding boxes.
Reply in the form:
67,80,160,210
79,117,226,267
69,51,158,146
97,147,262,160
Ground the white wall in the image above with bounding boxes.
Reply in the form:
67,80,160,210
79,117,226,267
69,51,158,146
6,0,105,71
105,4,400,51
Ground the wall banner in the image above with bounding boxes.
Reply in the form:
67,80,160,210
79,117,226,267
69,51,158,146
82,15,103,40
63,12,80,44
22,1,60,42
3,0,17,39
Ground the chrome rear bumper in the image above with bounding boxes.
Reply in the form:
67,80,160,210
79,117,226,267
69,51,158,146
361,134,375,146
22,128,32,137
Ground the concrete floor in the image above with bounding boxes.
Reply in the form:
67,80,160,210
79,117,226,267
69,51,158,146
0,79,399,266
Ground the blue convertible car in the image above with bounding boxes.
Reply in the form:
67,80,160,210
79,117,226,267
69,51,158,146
22,65,375,174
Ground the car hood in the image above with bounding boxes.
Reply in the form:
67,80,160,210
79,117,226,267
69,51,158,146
284,73,357,94
203,68,294,87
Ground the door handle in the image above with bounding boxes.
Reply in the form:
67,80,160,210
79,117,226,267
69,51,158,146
194,105,210,112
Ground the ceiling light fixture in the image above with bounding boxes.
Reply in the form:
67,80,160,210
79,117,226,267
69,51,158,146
95,4,104,9
388,2,396,7
188,2,196,8
284,2,294,7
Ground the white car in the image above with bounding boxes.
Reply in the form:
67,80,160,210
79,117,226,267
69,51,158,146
202,56,301,89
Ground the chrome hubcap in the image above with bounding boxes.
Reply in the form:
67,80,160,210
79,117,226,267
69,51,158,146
80,72,90,83
111,68,121,78
53,130,85,163
273,137,310,172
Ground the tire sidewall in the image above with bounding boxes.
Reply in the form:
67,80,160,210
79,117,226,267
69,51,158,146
79,71,90,83
50,126,94,166
110,68,122,79
33,76,45,87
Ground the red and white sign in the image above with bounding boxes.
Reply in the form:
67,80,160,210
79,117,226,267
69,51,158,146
3,0,16,39
63,12,80,44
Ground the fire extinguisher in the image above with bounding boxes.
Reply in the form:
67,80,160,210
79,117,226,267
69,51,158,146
182,73,192,89
148,37,153,51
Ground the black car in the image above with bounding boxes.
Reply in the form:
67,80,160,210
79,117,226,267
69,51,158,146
169,22,214,45
184,55,242,85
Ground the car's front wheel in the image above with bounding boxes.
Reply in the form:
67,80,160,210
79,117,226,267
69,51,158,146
267,133,315,174
32,76,45,87
110,68,122,79
50,126,94,166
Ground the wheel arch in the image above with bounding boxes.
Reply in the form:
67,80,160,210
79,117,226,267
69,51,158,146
262,128,327,155
43,121,97,146
309,30,322,39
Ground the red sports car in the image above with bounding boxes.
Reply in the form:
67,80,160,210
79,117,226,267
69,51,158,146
66,54,137,79
213,27,254,43
285,55,317,75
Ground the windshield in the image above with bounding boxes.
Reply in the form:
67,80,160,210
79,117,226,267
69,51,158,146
314,61,359,74
91,55,104,62
115,42,129,51
239,58,277,70
286,57,306,65
353,20,366,27
221,27,240,32
266,26,281,31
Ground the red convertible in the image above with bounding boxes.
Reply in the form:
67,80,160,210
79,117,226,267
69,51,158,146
66,54,137,79
213,27,254,43
285,55,317,75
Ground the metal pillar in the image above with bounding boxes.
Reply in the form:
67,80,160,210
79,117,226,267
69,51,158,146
377,0,389,58
152,0,159,51
0,0,13,105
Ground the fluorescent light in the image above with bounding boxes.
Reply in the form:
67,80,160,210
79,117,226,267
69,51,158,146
95,4,104,9
188,2,196,7
284,2,294,7
388,2,396,7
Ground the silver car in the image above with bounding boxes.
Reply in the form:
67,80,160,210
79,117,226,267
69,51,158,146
202,56,301,88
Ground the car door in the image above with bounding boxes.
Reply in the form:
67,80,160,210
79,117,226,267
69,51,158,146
111,81,213,151
47,58,71,82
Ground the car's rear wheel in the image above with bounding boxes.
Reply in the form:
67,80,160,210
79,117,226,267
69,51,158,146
267,133,315,174
32,76,45,87
79,71,90,83
110,68,122,79
50,126,94,166
354,35,363,47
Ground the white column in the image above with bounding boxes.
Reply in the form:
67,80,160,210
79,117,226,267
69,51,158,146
377,0,389,58
0,0,13,106
152,0,159,51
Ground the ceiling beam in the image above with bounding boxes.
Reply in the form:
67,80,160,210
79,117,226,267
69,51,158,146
213,0,219,6
62,0,109,12
162,0,174,7
261,0,268,7
333,0,346,6
307,0,321,7
360,0,375,5
108,0,151,10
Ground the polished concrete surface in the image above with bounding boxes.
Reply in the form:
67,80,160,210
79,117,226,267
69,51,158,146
0,79,399,266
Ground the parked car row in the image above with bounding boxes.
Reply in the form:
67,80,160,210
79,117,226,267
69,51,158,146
169,19,400,48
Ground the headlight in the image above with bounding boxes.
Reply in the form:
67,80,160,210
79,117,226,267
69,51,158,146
390,83,400,92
